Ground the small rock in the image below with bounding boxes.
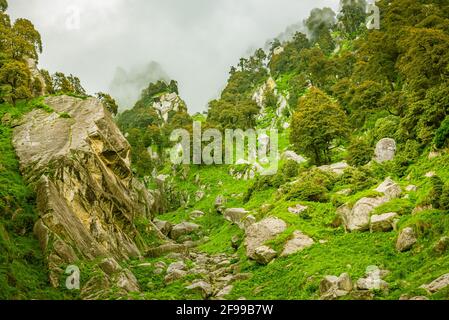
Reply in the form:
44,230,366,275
243,215,256,230
281,231,314,256
370,212,398,232
215,285,233,298
254,246,277,265
319,273,353,300
231,235,241,250
425,171,436,178
154,261,167,269
282,151,307,164
195,191,205,201
224,208,249,227
186,280,213,299
396,227,417,252
356,266,389,293
336,189,352,196
288,204,308,215
164,269,187,283
410,296,429,300
154,219,173,237
190,210,205,219
154,268,164,275
412,205,433,215
406,185,418,192
167,261,187,274
215,196,226,213
433,236,449,255
375,177,402,200
245,217,287,260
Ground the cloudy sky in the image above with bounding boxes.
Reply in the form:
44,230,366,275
8,0,339,113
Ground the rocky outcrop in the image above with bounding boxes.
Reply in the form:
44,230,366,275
170,222,201,241
282,151,306,164
13,95,163,298
374,138,396,163
254,246,277,265
318,161,349,176
152,92,187,123
244,217,287,260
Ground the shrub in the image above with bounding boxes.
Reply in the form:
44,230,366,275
434,116,449,149
347,137,372,167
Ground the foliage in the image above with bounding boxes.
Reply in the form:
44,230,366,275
347,137,372,167
96,92,119,115
290,88,350,165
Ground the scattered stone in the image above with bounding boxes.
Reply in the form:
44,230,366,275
370,212,398,233
406,185,418,192
215,196,226,213
425,171,436,178
281,231,314,256
320,273,353,300
428,151,441,160
186,280,213,299
396,227,417,252
243,215,256,230
288,204,308,215
195,191,205,201
154,261,167,269
215,285,234,298
154,219,173,237
356,266,389,293
136,263,152,268
224,208,249,227
153,268,164,275
254,246,277,265
375,177,402,200
412,205,433,215
245,217,287,260
167,261,187,274
164,269,187,283
231,235,241,250
374,138,396,163
410,296,430,300
336,189,352,196
170,222,201,240
339,197,388,232
190,210,205,220
433,236,449,255
421,273,449,294
1,113,12,125
282,151,306,164
319,161,349,176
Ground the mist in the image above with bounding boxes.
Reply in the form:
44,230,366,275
7,0,339,113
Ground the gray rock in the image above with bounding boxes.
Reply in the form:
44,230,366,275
215,196,226,213
164,269,187,283
154,219,173,237
396,227,417,252
167,261,187,274
370,212,398,232
320,273,353,300
319,161,349,176
288,204,308,215
244,217,287,260
282,151,306,164
281,231,314,256
421,273,449,294
215,285,234,298
186,280,213,299
254,246,277,265
375,177,402,200
190,210,205,219
339,197,388,232
374,138,396,163
224,208,249,227
170,222,201,240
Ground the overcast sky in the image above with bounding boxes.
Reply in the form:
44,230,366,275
8,0,339,113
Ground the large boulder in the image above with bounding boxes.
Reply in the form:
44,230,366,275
396,227,417,252
356,266,389,293
281,231,315,256
170,222,201,240
339,197,388,232
224,208,249,228
13,96,161,296
374,138,396,163
370,212,398,232
244,217,287,260
154,219,173,237
319,161,349,176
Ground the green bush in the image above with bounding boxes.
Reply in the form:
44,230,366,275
434,116,449,149
347,137,372,167
286,169,335,202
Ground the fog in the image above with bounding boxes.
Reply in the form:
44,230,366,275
8,0,339,112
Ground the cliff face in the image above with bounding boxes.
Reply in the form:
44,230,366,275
12,95,161,298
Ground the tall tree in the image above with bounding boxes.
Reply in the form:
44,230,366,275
290,87,349,165
0,60,32,105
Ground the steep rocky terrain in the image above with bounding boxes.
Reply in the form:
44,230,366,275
11,95,165,299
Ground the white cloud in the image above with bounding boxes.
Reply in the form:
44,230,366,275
8,0,339,112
